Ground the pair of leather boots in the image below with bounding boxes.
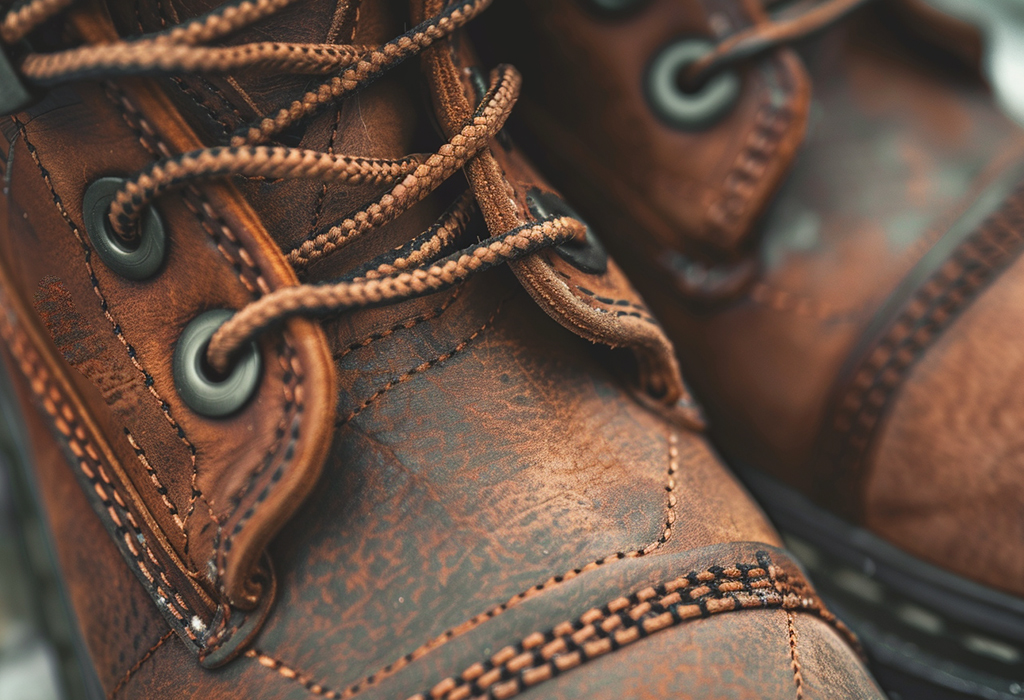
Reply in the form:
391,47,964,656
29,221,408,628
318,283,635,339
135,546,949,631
0,0,1019,697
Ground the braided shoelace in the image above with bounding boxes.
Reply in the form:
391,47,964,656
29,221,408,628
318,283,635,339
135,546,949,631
683,0,876,86
2,0,589,372
0,0,872,373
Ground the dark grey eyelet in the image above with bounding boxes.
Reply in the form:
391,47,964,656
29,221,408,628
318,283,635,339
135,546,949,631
526,189,608,275
645,38,740,131
582,0,650,17
83,177,167,281
173,310,261,418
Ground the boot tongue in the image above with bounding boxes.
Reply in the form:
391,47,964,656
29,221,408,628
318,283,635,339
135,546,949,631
115,0,441,279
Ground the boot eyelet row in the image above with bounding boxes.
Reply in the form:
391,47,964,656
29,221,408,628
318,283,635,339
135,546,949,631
84,179,261,418
645,38,740,131
172,309,262,419
83,177,167,281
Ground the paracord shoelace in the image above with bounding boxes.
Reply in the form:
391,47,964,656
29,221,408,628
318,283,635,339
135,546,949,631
0,0,871,372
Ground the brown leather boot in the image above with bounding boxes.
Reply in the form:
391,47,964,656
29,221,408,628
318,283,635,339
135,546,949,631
0,0,883,698
478,0,1024,697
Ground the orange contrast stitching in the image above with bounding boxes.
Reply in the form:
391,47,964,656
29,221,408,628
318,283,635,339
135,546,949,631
252,430,682,699
334,286,463,363
125,428,187,538
247,648,340,698
109,629,175,699
410,555,833,700
0,297,201,640
787,611,805,700
335,293,505,427
12,115,207,563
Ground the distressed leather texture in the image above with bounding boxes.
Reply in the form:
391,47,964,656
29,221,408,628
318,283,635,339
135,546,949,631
486,0,1024,596
0,0,885,697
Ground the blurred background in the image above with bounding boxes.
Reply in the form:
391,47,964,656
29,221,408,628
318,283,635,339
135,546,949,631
0,385,65,700
0,365,101,700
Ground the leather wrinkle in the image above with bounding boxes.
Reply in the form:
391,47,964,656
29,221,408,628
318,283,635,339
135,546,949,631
333,285,463,362
408,552,848,700
238,428,684,700
10,112,214,569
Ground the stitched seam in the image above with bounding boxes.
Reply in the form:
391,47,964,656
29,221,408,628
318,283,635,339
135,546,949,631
335,294,506,427
748,282,867,322
247,648,340,698
705,54,795,248
250,430,682,700
103,84,215,538
132,0,243,135
786,611,804,700
225,348,296,510
412,554,838,700
708,49,794,245
11,115,206,564
820,188,1024,495
108,629,175,699
125,428,187,538
214,340,304,597
307,106,343,236
551,269,659,326
334,286,463,362
0,297,202,641
169,76,236,139
103,84,308,590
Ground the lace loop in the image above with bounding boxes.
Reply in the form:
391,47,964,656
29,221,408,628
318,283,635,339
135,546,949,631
206,215,586,371
283,63,521,269
682,0,876,87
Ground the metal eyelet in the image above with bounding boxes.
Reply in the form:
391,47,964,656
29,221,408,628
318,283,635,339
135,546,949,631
645,38,741,131
526,189,608,275
173,310,262,418
582,0,650,17
83,177,167,281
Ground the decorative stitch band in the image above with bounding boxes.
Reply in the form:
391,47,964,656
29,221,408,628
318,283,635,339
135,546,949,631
408,551,855,700
814,180,1024,516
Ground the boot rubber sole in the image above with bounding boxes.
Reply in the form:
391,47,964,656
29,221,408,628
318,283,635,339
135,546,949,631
738,466,1024,700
